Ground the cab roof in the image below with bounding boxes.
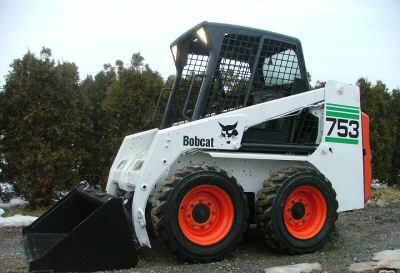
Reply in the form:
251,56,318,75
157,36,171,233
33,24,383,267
170,21,302,49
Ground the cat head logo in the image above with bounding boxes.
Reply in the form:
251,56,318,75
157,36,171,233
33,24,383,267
219,122,238,144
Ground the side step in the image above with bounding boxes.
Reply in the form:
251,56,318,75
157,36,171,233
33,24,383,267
22,186,139,272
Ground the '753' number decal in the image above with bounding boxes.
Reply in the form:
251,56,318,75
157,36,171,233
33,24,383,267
326,117,359,138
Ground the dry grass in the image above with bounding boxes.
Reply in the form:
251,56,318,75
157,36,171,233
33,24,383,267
2,206,47,217
370,185,400,202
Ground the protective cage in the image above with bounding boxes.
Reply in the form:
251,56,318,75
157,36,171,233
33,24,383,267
22,186,139,272
162,21,310,128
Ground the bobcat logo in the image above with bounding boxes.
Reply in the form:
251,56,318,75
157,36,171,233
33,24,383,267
219,122,238,144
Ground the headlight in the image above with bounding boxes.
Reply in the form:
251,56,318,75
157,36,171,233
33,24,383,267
196,27,208,45
171,44,178,62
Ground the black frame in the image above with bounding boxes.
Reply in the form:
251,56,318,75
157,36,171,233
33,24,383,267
160,21,310,129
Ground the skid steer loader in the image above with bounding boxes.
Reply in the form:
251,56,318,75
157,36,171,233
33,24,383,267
23,21,372,272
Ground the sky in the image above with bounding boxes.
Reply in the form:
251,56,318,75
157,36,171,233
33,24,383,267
1,0,399,90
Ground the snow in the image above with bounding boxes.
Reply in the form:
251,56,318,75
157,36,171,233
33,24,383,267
349,249,400,271
0,182,36,227
0,208,37,228
0,182,28,208
0,182,13,192
371,179,387,189
264,263,322,273
0,197,28,208
367,199,389,207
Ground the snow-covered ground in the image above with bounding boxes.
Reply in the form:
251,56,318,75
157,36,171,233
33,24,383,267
0,182,28,213
264,263,321,273
0,183,36,227
263,249,400,273
0,197,28,209
371,179,387,189
0,208,37,228
0,182,13,193
350,249,400,271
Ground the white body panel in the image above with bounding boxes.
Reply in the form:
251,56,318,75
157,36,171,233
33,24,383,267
106,81,364,247
172,152,307,194
308,82,364,211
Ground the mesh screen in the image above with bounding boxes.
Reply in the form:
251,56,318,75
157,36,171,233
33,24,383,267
251,39,302,102
294,112,319,144
167,31,305,126
169,42,209,125
202,34,303,117
203,34,260,117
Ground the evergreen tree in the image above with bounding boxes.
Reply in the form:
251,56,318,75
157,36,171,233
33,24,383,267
1,48,90,207
358,78,396,184
314,81,326,89
390,88,400,185
102,53,164,155
79,63,117,186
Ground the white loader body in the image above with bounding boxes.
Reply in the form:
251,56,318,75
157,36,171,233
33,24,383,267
107,81,365,247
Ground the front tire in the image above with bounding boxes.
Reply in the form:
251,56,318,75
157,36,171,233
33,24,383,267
256,167,338,254
152,165,248,262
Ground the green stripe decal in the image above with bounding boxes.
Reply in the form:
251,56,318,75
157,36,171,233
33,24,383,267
326,103,359,110
326,106,360,114
326,111,359,120
325,137,359,145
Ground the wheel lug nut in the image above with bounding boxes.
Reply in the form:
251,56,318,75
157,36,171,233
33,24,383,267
180,206,185,210
187,214,191,217
190,204,194,208
201,225,204,229
208,202,212,206
199,199,203,203
212,211,216,215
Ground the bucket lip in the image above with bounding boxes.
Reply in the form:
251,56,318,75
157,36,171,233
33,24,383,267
23,186,124,235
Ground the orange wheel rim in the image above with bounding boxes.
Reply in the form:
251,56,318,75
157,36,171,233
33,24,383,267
283,185,327,240
178,184,234,246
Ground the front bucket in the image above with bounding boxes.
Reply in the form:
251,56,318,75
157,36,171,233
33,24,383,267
22,186,139,272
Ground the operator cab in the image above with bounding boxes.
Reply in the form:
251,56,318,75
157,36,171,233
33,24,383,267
156,22,318,153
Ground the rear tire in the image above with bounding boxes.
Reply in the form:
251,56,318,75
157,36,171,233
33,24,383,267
152,165,248,262
256,167,338,254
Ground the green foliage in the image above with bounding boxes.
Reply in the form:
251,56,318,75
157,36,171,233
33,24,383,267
314,81,326,89
390,89,400,185
79,53,164,186
0,50,164,207
102,53,163,153
1,49,91,207
79,64,117,186
359,78,398,185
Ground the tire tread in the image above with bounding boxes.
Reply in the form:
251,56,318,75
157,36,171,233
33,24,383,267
255,167,338,254
151,164,248,262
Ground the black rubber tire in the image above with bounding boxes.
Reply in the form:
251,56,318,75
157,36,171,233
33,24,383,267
152,165,248,262
145,194,156,237
256,167,338,254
